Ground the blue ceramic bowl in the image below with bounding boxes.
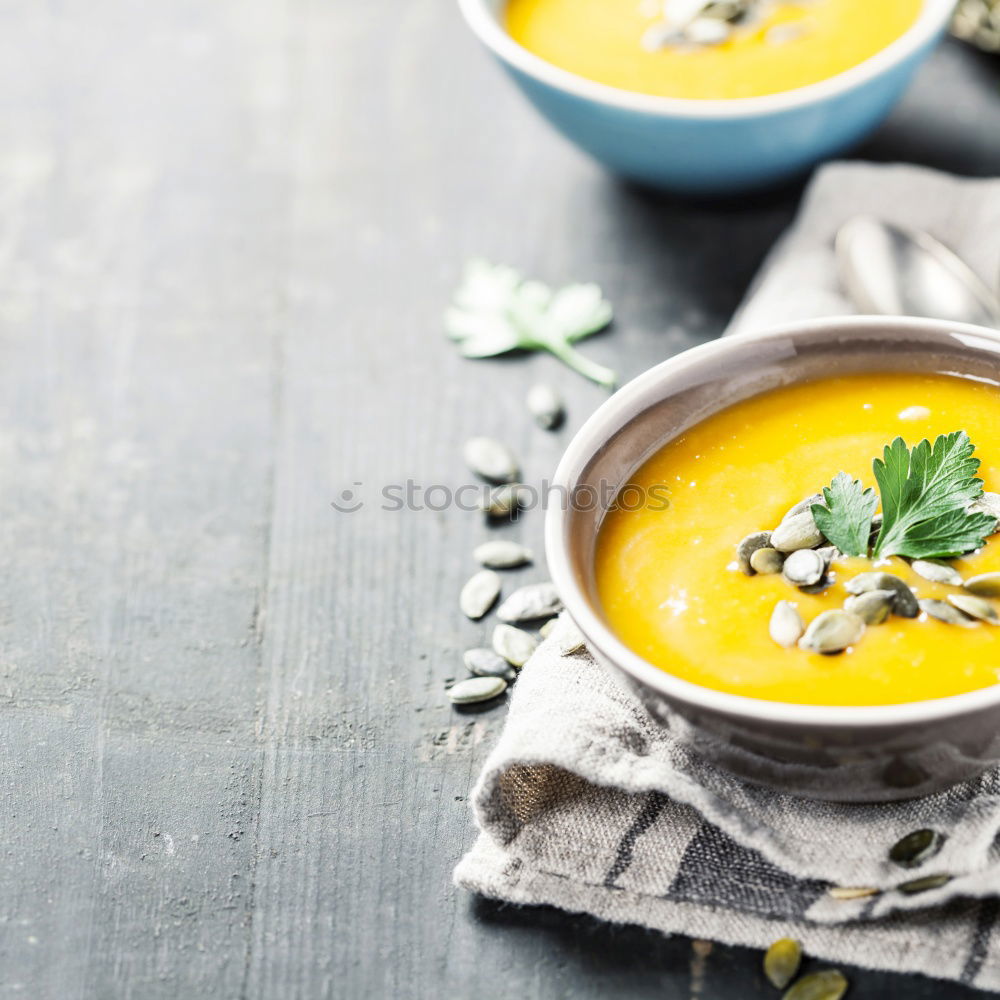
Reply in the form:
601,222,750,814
458,0,955,195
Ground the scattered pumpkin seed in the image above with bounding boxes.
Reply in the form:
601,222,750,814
782,969,849,1000
815,545,841,565
889,828,945,869
750,547,784,574
964,571,1000,597
920,598,977,626
771,512,824,552
464,647,516,682
968,491,1000,528
843,589,894,625
763,938,802,990
828,886,879,901
770,601,804,648
911,559,964,586
898,873,952,894
447,675,507,705
539,618,557,639
782,549,825,587
782,493,824,522
492,623,539,666
559,626,587,655
845,572,919,618
482,483,528,520
460,570,502,620
736,531,772,575
496,582,562,623
463,436,520,484
948,593,1000,624
898,405,931,421
868,512,884,546
473,539,534,568
799,610,865,654
526,383,565,430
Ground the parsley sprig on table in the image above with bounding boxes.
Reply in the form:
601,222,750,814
445,259,617,389
811,431,997,560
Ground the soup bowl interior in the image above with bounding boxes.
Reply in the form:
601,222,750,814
546,317,1000,800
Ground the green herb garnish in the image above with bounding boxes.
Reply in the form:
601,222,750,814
445,258,616,388
811,472,878,558
814,432,997,561
872,432,996,559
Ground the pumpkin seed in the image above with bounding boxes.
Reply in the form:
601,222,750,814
447,675,507,704
560,625,587,655
496,582,562,623
464,647,516,682
539,618,557,639
750,547,784,574
736,531,772,575
482,483,528,520
889,828,945,869
920,598,977,626
771,512,824,552
845,572,919,618
685,15,729,43
843,589,895,625
460,570,502,620
799,610,865,654
815,545,841,565
473,539,534,569
770,600,804,648
964,571,1000,597
782,970,849,1000
765,21,806,44
463,436,520,484
868,512,884,546
526,383,565,430
969,491,1000,528
492,623,539,666
911,559,964,586
898,873,952,894
782,549,825,587
898,404,931,421
782,493,824,522
828,886,879,901
763,938,801,990
948,593,1000,624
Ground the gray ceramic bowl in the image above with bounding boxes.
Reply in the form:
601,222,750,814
546,315,1000,802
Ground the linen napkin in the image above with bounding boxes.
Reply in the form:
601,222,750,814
454,163,1000,992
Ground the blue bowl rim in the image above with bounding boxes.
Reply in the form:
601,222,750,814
458,0,956,119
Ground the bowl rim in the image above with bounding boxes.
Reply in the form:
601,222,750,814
545,315,1000,730
457,0,955,119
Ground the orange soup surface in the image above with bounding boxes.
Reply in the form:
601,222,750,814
505,0,923,100
594,373,1000,706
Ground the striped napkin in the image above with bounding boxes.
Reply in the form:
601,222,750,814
454,163,1000,992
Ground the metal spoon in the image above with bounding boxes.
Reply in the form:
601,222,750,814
835,216,1000,328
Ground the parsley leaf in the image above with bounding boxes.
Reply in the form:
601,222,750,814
810,472,879,557
872,432,995,559
445,259,617,388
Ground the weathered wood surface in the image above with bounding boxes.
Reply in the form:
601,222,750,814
0,1,997,997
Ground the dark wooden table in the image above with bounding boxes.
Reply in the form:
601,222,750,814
1,2,998,997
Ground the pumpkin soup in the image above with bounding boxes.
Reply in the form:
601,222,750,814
505,0,923,100
594,372,1000,706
